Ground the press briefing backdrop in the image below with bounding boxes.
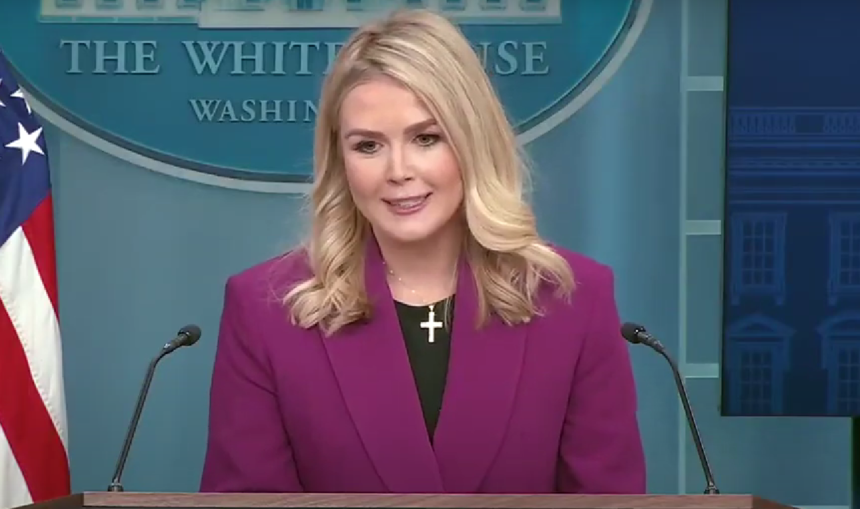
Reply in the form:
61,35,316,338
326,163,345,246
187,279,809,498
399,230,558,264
721,0,860,418
0,0,850,507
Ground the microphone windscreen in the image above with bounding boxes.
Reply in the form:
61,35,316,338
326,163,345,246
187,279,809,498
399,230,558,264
620,322,644,344
178,324,202,346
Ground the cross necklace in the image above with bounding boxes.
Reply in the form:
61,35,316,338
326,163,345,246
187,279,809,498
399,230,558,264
386,265,456,344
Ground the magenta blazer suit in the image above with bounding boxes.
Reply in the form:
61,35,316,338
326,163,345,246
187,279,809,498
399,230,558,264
199,241,646,494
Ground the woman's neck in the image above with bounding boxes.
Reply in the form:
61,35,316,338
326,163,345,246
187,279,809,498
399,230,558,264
376,227,463,305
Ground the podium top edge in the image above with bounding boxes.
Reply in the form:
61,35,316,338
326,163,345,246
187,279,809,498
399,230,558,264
24,493,794,509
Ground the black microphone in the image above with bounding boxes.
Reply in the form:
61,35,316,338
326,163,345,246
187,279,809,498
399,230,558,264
107,324,202,492
620,322,719,495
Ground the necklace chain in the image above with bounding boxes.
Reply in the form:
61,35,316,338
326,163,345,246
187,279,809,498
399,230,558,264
385,263,457,308
385,262,456,343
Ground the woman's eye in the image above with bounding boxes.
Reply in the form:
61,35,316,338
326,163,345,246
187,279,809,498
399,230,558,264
354,140,379,153
415,134,440,147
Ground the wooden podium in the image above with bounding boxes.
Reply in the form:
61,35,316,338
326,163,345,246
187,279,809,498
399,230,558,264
15,493,795,509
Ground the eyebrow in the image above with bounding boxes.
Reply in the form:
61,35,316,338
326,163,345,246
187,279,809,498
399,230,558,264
343,118,438,139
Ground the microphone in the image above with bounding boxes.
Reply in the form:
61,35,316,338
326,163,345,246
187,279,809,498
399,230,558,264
107,324,202,492
621,322,719,495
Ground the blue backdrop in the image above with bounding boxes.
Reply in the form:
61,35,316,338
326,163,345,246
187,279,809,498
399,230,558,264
0,1,851,507
721,0,860,417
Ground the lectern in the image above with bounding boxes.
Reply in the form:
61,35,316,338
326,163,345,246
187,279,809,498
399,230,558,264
14,493,795,509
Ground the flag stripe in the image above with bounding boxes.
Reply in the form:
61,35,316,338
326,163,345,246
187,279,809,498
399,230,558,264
0,222,68,445
0,226,70,502
0,423,33,509
21,197,59,314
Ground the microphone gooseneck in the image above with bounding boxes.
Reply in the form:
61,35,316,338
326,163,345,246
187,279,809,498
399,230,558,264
107,324,202,492
621,322,719,495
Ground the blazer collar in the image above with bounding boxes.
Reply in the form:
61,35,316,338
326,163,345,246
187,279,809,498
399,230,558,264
321,236,527,493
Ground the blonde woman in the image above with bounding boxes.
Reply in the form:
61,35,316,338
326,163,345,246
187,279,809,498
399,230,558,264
200,8,645,495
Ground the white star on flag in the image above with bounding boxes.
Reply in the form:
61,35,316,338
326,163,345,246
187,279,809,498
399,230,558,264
0,79,4,108
11,88,30,114
5,122,44,164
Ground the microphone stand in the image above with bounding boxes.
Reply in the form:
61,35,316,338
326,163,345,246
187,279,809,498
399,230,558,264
107,349,168,492
654,345,719,495
621,322,719,495
106,325,200,492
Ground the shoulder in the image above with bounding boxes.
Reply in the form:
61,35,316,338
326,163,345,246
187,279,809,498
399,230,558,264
543,246,627,365
547,244,615,296
222,248,313,311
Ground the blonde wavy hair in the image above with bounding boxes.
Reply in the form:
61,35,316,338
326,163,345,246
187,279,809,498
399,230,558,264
283,8,575,336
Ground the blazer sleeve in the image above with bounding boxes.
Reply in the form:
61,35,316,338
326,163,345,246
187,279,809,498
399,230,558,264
557,264,647,494
199,276,304,492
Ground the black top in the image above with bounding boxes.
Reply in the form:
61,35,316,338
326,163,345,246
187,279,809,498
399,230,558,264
394,296,454,443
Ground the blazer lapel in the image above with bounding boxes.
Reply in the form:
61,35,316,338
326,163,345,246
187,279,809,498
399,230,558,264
321,240,445,493
432,256,527,493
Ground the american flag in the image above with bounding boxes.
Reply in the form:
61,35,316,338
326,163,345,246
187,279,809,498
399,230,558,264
0,50,71,508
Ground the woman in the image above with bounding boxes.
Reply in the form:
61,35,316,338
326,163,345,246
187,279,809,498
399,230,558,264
199,8,646,494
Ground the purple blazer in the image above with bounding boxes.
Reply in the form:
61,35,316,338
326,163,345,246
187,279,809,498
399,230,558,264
199,242,646,494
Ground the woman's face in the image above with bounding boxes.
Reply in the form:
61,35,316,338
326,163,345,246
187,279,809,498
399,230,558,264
339,75,464,250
